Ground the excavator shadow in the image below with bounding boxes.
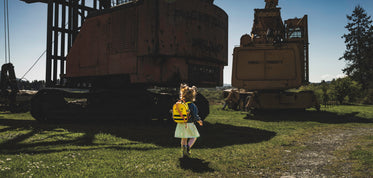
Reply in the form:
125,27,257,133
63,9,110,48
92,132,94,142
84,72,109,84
0,117,276,155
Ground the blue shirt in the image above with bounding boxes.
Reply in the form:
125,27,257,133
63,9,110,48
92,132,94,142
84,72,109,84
187,102,202,123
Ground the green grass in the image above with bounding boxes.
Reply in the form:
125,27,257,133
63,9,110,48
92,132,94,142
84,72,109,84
0,105,372,177
351,144,373,168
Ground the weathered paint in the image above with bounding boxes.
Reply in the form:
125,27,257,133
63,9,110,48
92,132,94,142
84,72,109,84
232,42,305,90
66,0,228,87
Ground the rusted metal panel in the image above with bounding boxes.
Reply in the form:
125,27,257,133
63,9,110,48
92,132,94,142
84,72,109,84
133,56,164,84
136,0,158,56
67,6,139,77
66,0,228,87
108,52,138,75
110,8,138,54
157,0,228,63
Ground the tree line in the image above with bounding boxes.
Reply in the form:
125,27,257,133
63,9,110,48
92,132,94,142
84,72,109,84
302,5,373,106
300,77,373,106
17,80,45,90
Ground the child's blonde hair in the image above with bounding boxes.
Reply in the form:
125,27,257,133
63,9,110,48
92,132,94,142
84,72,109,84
180,84,197,102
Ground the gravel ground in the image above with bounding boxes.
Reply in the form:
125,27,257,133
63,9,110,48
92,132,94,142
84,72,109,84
281,127,372,178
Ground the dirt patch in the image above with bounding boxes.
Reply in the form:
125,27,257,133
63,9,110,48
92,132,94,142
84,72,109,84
281,127,372,177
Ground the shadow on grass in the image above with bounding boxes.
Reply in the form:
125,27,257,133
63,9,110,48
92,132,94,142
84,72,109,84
0,117,276,154
245,110,373,124
179,157,214,173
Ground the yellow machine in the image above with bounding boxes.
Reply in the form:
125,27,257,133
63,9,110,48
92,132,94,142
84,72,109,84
231,0,319,111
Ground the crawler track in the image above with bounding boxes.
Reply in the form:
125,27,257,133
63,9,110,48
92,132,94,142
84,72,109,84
31,88,209,122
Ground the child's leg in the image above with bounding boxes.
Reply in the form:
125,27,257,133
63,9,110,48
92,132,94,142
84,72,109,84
181,138,188,146
181,138,189,157
187,138,197,148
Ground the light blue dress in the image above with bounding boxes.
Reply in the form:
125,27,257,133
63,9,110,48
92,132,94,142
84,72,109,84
174,123,200,138
174,102,201,138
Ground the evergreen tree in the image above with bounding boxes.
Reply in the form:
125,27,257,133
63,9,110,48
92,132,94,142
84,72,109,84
340,5,373,89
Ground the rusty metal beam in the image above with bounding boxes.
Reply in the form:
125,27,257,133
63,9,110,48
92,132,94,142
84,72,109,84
40,0,103,87
45,2,53,86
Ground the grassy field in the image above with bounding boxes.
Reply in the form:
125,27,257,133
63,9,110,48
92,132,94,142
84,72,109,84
0,105,372,177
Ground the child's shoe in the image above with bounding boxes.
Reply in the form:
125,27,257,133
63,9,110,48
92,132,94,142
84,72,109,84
187,145,191,155
182,145,189,157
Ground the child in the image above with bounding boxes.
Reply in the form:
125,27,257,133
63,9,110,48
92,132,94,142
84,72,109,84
174,84,203,157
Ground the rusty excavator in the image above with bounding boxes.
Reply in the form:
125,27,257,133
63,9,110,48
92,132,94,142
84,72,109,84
6,0,317,120
17,0,228,121
226,0,319,111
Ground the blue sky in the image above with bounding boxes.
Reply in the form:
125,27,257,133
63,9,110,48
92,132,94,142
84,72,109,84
1,0,373,84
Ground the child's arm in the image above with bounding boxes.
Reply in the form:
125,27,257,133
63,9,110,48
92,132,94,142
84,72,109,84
191,103,203,126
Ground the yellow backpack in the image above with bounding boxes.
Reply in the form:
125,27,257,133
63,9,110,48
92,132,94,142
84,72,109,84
172,100,191,123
